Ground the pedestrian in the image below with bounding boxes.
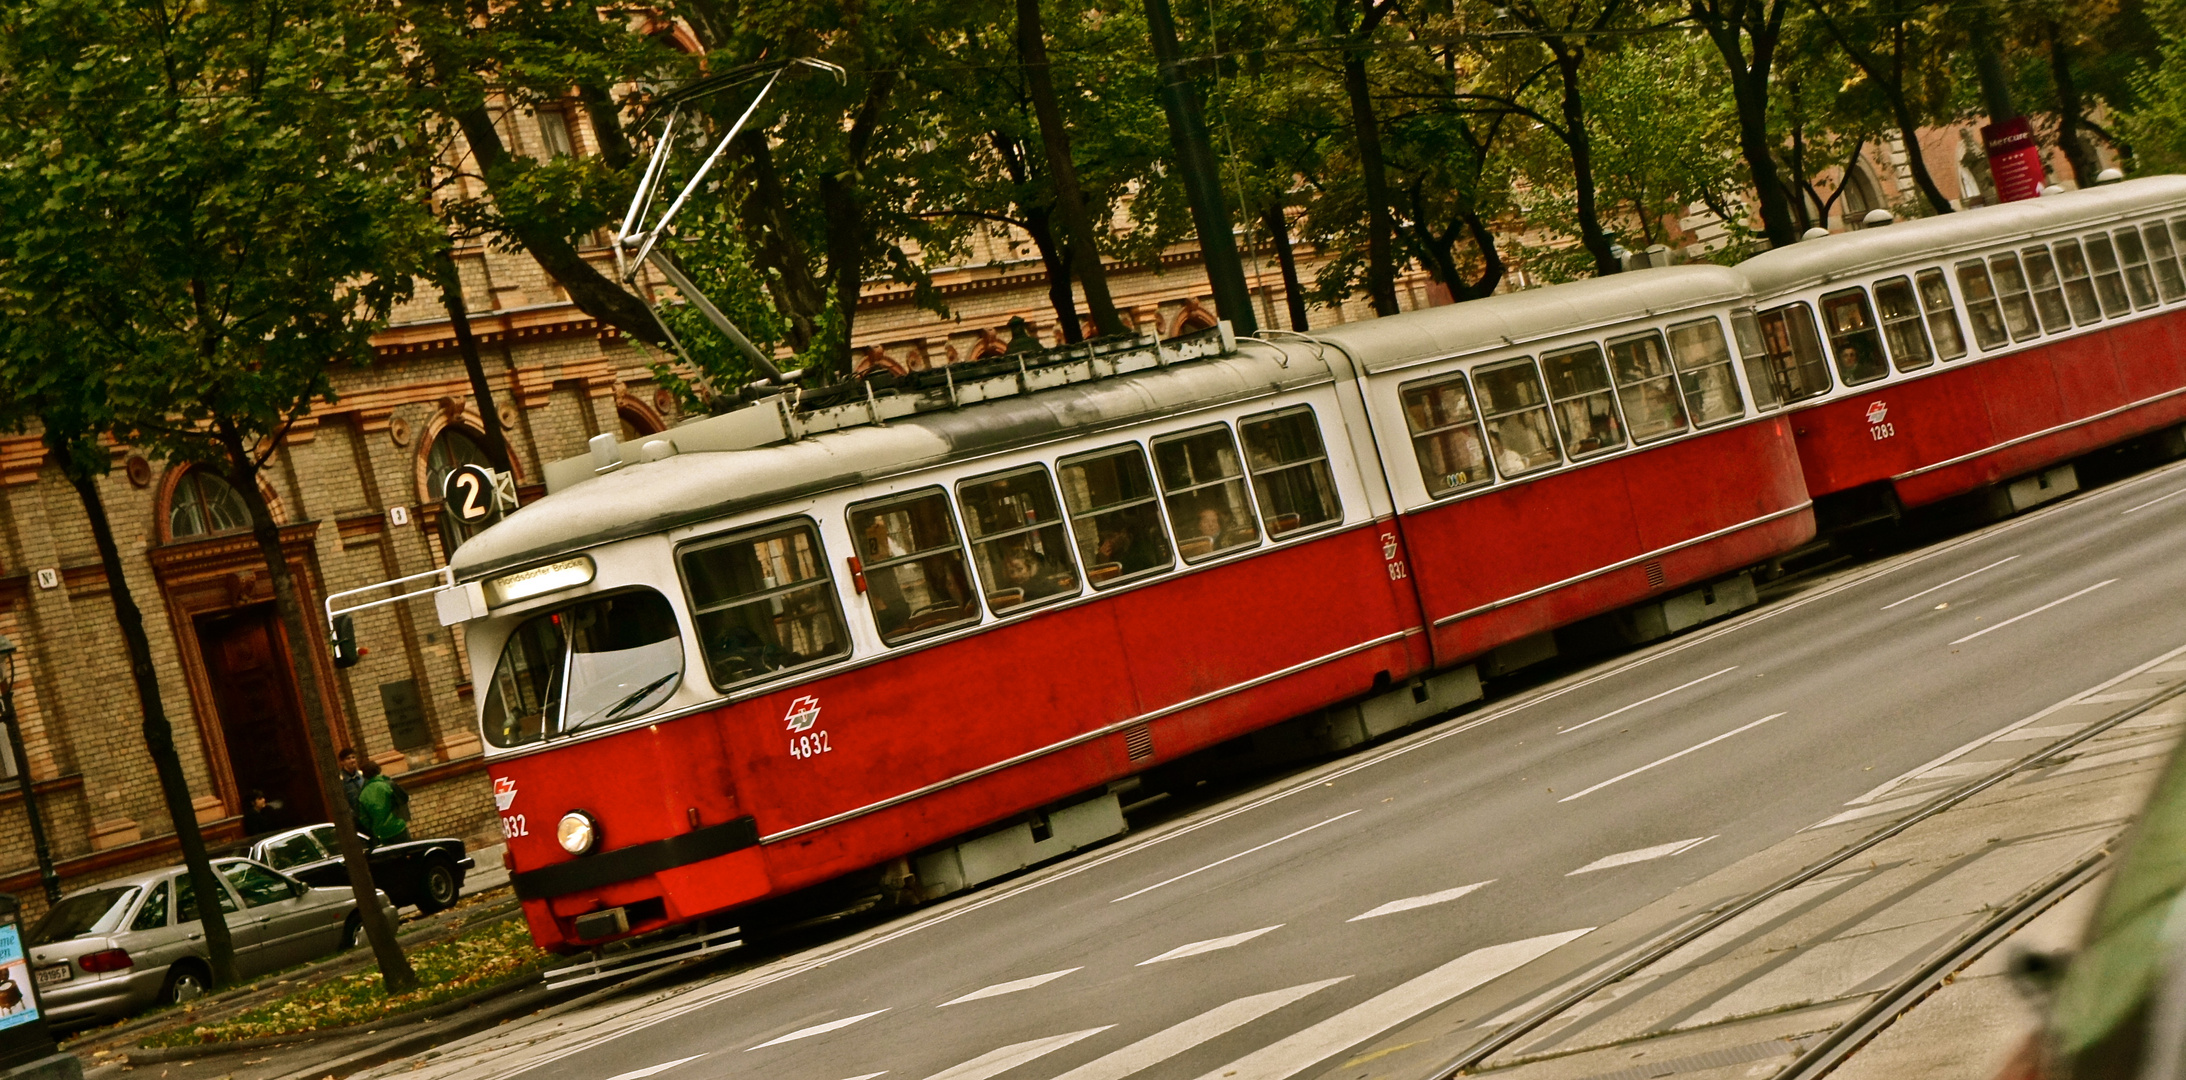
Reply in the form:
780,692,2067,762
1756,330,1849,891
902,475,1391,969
338,747,365,821
1005,316,1042,355
355,759,411,846
241,789,277,835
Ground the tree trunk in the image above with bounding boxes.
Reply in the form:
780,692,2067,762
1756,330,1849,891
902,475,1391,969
1259,204,1310,331
449,105,667,345
1030,209,1083,342
1813,13,1955,215
815,72,899,381
217,424,417,995
57,450,239,988
2046,21,2101,186
1017,0,1125,336
1553,48,1621,276
1458,210,1507,300
731,131,827,351
433,250,511,474
1143,0,1259,335
1695,9,1801,248
1341,0,1399,315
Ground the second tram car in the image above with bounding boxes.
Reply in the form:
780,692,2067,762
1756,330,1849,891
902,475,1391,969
1739,175,2186,526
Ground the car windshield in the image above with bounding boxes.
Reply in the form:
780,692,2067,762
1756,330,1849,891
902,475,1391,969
259,832,325,871
481,590,684,749
30,887,139,945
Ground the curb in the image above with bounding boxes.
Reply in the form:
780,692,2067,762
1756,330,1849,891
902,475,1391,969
109,971,545,1064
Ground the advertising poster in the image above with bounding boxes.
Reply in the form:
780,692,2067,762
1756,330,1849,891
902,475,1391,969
0,925,41,1032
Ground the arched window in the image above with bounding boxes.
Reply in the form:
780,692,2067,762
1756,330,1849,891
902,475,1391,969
619,408,660,443
427,427,495,556
1841,167,1880,228
169,470,252,539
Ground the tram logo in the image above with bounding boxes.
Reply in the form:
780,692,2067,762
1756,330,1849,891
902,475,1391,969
493,776,517,813
1865,401,1889,425
784,695,822,733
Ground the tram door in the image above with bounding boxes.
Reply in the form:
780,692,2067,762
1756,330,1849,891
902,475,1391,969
195,605,326,833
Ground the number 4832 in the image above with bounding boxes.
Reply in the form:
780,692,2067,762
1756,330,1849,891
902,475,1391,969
790,731,832,759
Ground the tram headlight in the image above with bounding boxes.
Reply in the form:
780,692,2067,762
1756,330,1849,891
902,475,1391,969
556,811,599,855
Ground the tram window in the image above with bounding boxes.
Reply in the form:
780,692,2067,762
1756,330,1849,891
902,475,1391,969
1987,255,2042,342
847,489,979,644
2053,240,2103,324
1058,445,1174,589
1606,332,1689,443
958,465,1081,614
1871,278,1934,373
681,522,851,690
2117,228,2162,309
2086,234,2133,316
1754,304,1832,403
2144,222,2186,302
1474,358,1562,477
1729,308,1782,412
1916,270,1968,360
1240,406,1342,538
1666,318,1744,426
1152,426,1261,562
2019,249,2074,333
1541,345,1628,459
1399,374,1494,496
1820,289,1890,385
481,589,686,748
1955,261,2011,349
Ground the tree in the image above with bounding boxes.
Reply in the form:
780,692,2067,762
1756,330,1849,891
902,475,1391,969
0,0,437,993
1018,0,1128,336
1809,0,1956,214
1688,0,1805,247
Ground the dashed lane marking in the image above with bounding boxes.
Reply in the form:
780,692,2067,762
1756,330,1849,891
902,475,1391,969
1047,979,1349,1080
1949,579,2117,645
1138,925,1285,966
2122,486,2186,513
1186,929,1595,1080
1558,667,1739,735
1349,881,1495,922
602,1055,704,1080
748,1010,891,1051
940,969,1082,1007
1559,716,1785,803
1566,837,1717,876
1111,812,1360,903
920,1027,1112,1080
1880,555,2020,610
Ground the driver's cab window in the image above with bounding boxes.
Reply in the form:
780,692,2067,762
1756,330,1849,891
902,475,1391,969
481,589,686,747
680,522,851,690
262,833,325,872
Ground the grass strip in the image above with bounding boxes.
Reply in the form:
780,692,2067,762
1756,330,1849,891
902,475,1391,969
145,917,550,1046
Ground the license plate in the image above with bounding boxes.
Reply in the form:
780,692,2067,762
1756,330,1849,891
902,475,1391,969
34,965,69,987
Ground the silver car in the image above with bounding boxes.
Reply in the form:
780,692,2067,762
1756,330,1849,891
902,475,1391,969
26,858,394,1027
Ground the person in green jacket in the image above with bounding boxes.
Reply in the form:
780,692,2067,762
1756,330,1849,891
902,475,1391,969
356,759,411,845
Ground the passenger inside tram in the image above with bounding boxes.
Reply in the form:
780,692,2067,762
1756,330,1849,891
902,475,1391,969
999,545,1072,605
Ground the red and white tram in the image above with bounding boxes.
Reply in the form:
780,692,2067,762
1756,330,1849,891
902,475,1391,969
1738,175,2186,525
423,263,1815,953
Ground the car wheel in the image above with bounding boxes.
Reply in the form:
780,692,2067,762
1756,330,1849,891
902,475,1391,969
341,912,364,950
159,963,208,1007
416,860,460,914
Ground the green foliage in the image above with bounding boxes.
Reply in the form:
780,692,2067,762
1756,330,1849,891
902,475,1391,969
2126,0,2186,171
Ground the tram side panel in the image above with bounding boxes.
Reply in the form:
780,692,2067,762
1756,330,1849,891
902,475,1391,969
1401,418,1813,665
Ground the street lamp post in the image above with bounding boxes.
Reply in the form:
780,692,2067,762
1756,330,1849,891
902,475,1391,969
0,637,61,903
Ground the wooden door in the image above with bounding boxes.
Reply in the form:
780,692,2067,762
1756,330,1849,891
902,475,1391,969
196,606,326,832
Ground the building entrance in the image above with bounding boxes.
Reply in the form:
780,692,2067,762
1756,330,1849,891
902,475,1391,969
195,605,325,834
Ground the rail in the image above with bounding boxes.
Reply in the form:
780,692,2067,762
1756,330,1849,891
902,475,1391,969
1428,674,2186,1077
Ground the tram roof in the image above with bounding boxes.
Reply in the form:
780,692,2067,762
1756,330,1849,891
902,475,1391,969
1305,263,1750,375
1739,175,2186,296
449,345,1333,580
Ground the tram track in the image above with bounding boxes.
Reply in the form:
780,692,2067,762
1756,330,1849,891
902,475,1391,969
1431,663,2186,1078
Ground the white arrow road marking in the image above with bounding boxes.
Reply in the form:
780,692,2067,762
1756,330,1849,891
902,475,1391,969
1139,925,1284,966
1558,667,1738,734
747,1009,890,1050
1188,929,1595,1080
1949,579,2116,644
1559,714,1785,803
1049,979,1351,1080
603,1055,705,1080
1349,881,1495,922
940,968,1082,1006
919,1027,1113,1080
1566,836,1716,875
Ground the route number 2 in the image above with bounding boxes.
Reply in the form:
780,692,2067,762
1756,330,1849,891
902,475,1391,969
790,731,833,759
444,464,497,523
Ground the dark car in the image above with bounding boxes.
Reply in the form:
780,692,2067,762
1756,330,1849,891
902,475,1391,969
230,824,474,914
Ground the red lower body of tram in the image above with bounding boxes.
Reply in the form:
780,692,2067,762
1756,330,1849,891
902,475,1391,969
1792,313,2186,515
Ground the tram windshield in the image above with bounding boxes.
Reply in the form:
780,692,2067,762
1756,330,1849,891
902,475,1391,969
481,590,685,749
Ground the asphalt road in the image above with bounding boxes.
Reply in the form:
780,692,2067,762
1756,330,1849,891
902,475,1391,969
407,455,2186,1080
